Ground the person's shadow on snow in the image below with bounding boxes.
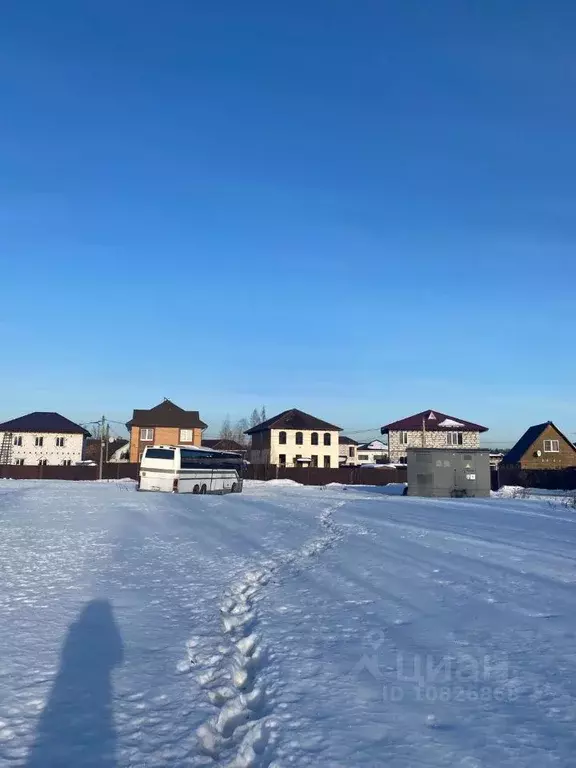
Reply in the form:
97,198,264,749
25,599,124,768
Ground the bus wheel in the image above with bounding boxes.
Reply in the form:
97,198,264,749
230,483,238,494
200,484,207,495
193,484,200,494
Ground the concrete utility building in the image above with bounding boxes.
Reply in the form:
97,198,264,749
407,448,491,498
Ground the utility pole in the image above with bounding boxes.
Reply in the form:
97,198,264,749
422,416,426,447
99,415,106,480
105,420,110,463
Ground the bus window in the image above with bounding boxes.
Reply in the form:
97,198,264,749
144,449,175,461
181,448,211,466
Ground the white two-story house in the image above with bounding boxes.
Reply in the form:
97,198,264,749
340,437,389,466
245,408,342,468
381,410,488,464
356,439,388,465
0,412,90,466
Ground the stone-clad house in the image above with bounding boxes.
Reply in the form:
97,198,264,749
338,435,359,466
381,409,489,464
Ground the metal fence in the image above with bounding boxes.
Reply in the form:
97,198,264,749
244,464,407,486
496,466,576,491
0,464,140,481
2,463,576,492
0,462,405,486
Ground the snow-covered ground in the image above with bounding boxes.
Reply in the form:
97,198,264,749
1,479,575,767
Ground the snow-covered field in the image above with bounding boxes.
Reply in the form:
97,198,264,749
1,479,575,767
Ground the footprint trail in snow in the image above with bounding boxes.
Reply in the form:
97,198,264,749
188,501,346,767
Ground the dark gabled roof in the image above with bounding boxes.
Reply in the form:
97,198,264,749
381,409,488,434
202,439,246,452
126,399,207,430
339,435,359,445
0,412,90,436
501,422,576,465
245,408,342,435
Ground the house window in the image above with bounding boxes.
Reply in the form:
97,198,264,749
446,432,463,446
13,436,22,447
278,431,287,445
348,447,354,458
311,432,319,446
38,459,47,466
544,440,560,453
358,454,369,461
62,459,72,466
323,433,331,446
35,436,44,447
399,431,408,445
323,455,331,468
295,432,303,445
140,428,154,442
311,455,318,467
294,454,302,465
399,457,407,464
15,459,24,466
55,437,65,447
278,454,286,466
180,429,193,442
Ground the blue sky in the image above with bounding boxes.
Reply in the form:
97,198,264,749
1,1,575,445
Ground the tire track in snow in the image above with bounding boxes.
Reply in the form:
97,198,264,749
189,501,347,767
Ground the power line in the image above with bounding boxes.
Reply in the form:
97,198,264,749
342,427,382,435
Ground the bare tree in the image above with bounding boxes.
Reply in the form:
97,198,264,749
232,418,249,447
220,415,233,440
260,406,267,423
250,409,261,428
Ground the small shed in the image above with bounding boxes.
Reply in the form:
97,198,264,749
407,448,491,498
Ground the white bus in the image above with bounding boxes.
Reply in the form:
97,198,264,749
139,445,244,494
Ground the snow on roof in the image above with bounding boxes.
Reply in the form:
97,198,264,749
357,440,387,450
437,418,465,428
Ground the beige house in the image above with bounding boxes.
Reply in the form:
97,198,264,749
245,408,342,468
381,409,488,464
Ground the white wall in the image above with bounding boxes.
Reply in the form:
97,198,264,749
355,448,388,465
0,432,84,466
269,428,340,468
